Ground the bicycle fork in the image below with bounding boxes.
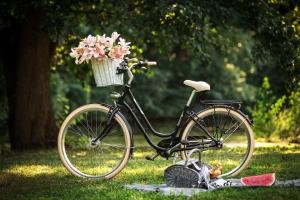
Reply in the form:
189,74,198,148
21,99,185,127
91,105,119,145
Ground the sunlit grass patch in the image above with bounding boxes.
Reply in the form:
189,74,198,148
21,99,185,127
3,164,57,177
0,143,300,199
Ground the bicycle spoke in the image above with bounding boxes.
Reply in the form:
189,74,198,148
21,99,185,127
101,142,126,149
84,114,96,137
217,113,223,138
182,107,253,177
68,124,84,136
96,117,106,135
86,112,89,136
224,121,239,134
202,117,208,128
77,118,94,138
96,111,98,137
222,109,231,131
222,121,243,142
60,105,130,178
213,107,216,134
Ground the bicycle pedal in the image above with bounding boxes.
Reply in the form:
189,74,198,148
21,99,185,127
145,154,158,161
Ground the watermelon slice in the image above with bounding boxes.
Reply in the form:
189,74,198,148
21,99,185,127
241,173,275,186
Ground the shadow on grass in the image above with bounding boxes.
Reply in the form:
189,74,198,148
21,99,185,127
0,171,177,200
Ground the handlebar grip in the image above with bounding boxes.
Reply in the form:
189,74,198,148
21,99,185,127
126,58,139,63
146,61,157,66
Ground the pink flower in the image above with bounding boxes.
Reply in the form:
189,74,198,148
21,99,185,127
111,32,120,41
110,46,124,60
79,48,92,63
70,47,85,64
106,37,114,49
118,38,131,47
98,53,108,60
98,35,106,44
70,32,131,64
70,48,78,58
122,47,130,56
82,35,96,47
93,44,106,58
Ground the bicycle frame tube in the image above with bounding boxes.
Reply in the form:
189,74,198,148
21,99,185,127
114,85,220,154
117,86,180,150
120,86,186,135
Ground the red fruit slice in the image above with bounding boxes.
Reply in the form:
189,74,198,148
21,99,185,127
241,173,275,186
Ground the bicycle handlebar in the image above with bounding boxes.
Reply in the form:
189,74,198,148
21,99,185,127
124,58,157,68
135,61,157,68
146,61,157,66
125,58,139,63
122,58,157,85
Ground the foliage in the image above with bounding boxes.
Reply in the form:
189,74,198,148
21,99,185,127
253,78,300,142
49,0,299,120
0,0,299,146
273,82,300,142
252,77,277,138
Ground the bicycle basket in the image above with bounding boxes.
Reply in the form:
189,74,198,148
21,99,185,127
91,59,123,87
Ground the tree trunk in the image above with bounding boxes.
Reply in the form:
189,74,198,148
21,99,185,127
6,9,58,150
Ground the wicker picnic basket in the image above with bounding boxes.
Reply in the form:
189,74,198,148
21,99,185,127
91,59,123,87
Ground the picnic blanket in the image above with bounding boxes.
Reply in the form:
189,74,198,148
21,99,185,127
125,175,300,197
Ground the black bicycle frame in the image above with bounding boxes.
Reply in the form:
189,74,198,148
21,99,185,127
102,84,222,156
91,61,250,158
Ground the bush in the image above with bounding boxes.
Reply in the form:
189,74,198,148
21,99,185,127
253,77,300,142
252,77,277,138
273,82,300,142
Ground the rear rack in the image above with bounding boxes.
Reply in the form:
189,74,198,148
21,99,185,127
200,100,242,109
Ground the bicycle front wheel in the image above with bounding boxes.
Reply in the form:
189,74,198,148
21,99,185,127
180,107,254,177
58,104,131,179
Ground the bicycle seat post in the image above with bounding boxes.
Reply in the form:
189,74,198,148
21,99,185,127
176,90,197,127
186,90,197,107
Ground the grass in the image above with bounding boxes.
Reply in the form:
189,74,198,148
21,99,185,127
1,136,300,200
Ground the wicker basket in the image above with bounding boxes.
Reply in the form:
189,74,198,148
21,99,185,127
91,59,123,87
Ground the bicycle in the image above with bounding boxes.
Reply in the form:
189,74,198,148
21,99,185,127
58,58,255,179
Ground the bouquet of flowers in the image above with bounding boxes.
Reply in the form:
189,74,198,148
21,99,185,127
70,32,131,87
70,32,130,64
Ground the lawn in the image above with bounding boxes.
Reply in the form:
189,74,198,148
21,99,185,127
1,137,300,200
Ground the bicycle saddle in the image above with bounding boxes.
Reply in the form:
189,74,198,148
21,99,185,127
183,80,210,92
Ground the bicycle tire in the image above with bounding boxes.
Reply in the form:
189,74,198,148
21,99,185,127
180,107,254,177
58,104,131,179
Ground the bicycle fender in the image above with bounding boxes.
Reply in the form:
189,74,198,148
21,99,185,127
179,106,253,139
201,105,253,125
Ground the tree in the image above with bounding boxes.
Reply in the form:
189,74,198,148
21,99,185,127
0,1,145,149
1,6,58,149
0,0,298,149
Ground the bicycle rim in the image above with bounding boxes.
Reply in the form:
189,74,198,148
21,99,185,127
58,104,131,179
181,107,254,177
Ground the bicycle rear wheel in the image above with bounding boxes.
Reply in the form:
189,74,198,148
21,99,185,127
58,104,131,179
180,107,254,177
